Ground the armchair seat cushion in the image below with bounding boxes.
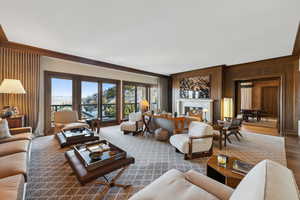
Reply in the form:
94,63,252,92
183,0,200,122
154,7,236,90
170,134,213,154
0,132,32,144
120,121,143,132
0,152,27,179
0,174,25,200
0,140,30,157
129,169,219,200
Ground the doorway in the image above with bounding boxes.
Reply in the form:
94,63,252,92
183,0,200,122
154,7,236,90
235,77,281,136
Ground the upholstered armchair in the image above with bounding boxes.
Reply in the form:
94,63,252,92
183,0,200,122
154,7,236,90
129,159,299,200
120,112,143,135
170,121,213,160
54,111,89,133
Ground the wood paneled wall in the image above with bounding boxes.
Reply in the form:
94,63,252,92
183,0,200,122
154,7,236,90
171,66,224,122
171,55,300,135
223,56,299,134
0,47,40,130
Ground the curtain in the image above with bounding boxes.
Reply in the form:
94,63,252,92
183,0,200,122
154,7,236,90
158,77,169,112
241,83,253,110
0,47,40,133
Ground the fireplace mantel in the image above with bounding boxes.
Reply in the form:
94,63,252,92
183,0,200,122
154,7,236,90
175,99,214,122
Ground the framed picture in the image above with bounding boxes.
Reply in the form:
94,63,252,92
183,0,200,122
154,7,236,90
217,154,228,168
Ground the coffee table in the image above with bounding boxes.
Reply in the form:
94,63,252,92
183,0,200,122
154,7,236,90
56,128,98,148
65,140,135,197
207,155,245,188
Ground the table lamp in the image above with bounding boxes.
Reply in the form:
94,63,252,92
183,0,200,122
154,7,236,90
203,108,209,122
140,99,150,113
0,79,26,115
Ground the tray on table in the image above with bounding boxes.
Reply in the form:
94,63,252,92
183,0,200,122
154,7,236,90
74,140,127,171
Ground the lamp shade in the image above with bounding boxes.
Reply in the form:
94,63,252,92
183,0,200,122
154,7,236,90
203,108,209,113
223,98,233,118
140,99,150,111
0,79,26,94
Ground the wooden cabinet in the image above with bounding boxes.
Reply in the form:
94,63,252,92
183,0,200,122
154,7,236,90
7,115,25,128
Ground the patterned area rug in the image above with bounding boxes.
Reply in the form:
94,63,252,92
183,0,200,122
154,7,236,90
26,126,286,200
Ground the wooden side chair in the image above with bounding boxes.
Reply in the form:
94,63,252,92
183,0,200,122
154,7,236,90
225,118,243,143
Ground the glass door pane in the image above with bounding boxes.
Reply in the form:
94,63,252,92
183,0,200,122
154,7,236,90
150,87,158,111
137,86,147,111
102,83,117,122
51,78,73,122
81,81,98,119
124,85,136,118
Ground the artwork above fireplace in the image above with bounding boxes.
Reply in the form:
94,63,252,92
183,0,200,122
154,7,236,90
179,75,210,99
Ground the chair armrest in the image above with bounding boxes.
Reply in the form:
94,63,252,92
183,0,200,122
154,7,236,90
185,170,234,200
189,135,214,140
77,120,87,123
9,127,32,135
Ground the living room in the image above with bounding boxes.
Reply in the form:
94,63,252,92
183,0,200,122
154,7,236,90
1,1,300,200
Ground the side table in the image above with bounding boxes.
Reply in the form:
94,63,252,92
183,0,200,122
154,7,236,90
207,155,244,188
7,115,25,128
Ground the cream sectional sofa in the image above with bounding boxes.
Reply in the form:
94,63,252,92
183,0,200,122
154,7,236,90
130,159,299,200
0,127,32,200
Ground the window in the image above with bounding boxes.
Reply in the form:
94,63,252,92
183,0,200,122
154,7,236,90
51,78,73,122
123,83,154,119
102,83,117,121
123,85,136,119
150,87,158,111
81,81,98,119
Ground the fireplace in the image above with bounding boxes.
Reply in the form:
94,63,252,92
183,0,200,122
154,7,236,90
175,99,214,122
185,106,203,114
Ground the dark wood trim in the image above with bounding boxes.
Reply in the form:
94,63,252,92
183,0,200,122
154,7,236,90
0,25,8,42
44,71,122,135
227,55,298,69
171,65,225,76
0,41,168,78
293,22,300,55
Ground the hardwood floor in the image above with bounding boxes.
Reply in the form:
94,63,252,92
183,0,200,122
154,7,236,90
242,124,300,187
241,124,279,136
285,135,300,188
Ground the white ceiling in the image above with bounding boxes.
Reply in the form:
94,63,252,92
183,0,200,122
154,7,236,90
1,0,300,75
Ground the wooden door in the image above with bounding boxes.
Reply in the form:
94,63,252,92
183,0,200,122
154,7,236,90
261,86,279,117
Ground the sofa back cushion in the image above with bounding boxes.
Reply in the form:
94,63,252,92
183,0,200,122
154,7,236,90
54,111,79,123
188,121,213,138
0,119,11,139
230,159,299,200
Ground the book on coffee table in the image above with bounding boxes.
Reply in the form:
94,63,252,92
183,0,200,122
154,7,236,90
232,160,254,175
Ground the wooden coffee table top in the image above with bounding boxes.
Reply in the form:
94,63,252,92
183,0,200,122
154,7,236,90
207,155,244,180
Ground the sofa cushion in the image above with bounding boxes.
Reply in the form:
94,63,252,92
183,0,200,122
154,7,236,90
185,170,233,200
0,132,32,144
0,152,27,179
129,169,219,200
230,160,300,200
0,140,30,157
170,134,213,154
0,174,24,200
0,119,11,139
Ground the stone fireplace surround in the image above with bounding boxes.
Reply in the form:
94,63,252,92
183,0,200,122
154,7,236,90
175,99,214,122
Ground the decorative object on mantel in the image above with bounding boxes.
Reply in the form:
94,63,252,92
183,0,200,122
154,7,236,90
179,75,210,99
0,79,26,117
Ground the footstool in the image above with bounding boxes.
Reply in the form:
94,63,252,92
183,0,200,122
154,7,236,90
154,128,169,141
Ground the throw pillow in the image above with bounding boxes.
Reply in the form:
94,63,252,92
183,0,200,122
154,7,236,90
0,119,11,139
